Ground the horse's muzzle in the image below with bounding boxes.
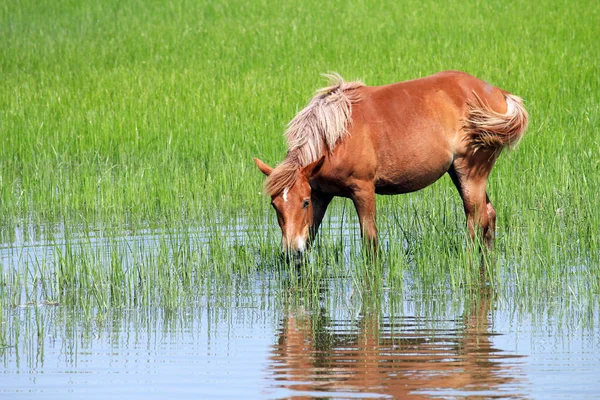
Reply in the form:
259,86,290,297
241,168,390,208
283,249,305,266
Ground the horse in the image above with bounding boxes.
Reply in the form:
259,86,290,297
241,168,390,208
254,71,528,262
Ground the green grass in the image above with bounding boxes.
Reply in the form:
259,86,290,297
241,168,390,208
0,0,599,314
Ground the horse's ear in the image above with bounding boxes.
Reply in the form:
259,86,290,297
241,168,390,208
254,158,273,176
302,156,325,178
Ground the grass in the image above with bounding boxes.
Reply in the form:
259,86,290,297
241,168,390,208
0,0,598,318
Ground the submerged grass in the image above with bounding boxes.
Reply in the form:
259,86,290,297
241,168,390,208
0,0,598,320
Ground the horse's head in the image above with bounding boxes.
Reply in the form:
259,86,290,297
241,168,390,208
254,157,325,262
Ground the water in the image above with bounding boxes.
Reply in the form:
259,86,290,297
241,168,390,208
2,279,599,399
1,226,599,399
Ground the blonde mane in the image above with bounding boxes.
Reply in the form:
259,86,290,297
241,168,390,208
265,74,364,196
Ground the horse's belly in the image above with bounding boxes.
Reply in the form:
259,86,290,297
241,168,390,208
375,178,437,195
374,158,452,195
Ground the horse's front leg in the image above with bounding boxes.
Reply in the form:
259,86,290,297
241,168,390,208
350,183,378,254
308,192,333,246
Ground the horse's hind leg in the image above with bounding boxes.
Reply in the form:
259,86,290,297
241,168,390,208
448,160,496,247
486,193,497,244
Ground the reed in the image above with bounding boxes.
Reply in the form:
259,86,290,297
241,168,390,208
0,0,598,317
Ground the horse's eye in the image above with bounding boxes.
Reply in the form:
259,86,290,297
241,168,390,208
302,199,310,208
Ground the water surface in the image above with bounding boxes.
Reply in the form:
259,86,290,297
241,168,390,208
1,226,599,399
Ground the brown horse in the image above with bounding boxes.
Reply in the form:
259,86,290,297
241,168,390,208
254,71,528,261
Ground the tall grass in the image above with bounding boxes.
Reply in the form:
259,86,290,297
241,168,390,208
0,0,598,312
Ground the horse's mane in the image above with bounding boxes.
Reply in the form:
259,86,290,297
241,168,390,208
265,74,364,196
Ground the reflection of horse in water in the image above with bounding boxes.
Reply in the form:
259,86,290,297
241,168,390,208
268,290,525,399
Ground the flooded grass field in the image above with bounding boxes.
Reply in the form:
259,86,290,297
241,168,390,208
1,0,599,398
1,220,599,398
5,285,599,399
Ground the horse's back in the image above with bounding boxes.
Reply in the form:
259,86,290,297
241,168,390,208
359,71,508,123
332,71,510,194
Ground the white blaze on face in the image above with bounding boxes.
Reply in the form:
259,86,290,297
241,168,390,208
283,187,289,202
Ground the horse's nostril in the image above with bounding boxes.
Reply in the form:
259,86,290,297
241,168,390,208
282,248,304,265
292,251,304,267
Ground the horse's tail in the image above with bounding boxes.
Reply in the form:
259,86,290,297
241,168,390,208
464,91,529,153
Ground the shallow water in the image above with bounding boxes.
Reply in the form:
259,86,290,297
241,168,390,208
1,226,599,399
2,278,599,399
